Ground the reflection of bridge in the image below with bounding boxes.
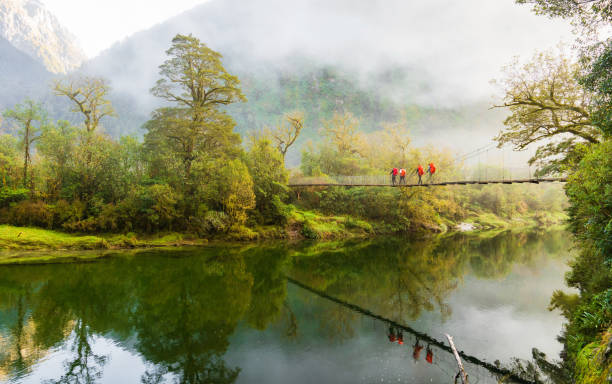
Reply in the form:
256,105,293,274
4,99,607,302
287,276,534,384
289,175,566,188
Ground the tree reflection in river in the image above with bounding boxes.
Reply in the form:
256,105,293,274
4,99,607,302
0,230,570,383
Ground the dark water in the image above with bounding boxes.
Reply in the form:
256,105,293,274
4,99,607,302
0,231,572,383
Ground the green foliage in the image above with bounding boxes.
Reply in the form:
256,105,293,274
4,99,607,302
217,159,256,225
0,187,28,208
566,139,612,259
6,200,54,228
493,49,600,176
3,99,47,189
0,134,21,188
581,41,612,136
246,137,289,224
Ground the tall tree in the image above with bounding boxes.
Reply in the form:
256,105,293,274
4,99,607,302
144,34,247,218
322,112,364,155
37,120,78,198
493,50,601,175
268,111,304,161
53,76,115,134
3,100,46,189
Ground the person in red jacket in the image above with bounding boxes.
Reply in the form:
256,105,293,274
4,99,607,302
390,167,398,185
399,168,406,185
416,165,424,185
428,162,436,183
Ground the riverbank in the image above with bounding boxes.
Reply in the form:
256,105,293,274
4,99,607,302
0,208,566,251
0,208,568,265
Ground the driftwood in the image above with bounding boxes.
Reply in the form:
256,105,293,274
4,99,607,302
445,333,469,384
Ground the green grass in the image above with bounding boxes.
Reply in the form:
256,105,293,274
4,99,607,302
0,225,208,254
288,209,373,240
0,225,108,251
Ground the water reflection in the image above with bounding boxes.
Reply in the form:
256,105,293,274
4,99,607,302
0,231,570,383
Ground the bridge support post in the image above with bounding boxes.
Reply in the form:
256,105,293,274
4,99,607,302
446,334,469,384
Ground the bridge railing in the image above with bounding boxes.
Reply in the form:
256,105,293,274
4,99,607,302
289,167,563,186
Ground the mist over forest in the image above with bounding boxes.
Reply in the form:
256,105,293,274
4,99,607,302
1,0,573,166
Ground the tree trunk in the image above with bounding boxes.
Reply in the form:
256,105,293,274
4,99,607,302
23,121,30,189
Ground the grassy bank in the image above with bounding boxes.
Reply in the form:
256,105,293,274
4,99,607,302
0,225,207,252
0,207,567,257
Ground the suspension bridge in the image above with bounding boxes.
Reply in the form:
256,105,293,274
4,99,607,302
289,175,566,187
289,143,567,188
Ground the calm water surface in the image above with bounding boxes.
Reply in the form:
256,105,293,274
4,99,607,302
0,231,572,383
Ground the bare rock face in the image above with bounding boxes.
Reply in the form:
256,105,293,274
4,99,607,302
0,0,85,73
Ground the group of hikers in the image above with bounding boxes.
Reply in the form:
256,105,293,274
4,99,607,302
387,326,434,364
390,163,436,186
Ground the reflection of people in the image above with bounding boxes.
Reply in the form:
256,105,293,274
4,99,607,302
413,339,423,361
426,345,433,364
397,330,404,345
387,326,397,342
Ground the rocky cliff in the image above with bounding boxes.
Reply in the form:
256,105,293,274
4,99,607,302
0,0,85,73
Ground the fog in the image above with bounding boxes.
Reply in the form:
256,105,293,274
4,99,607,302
87,0,572,104
79,0,574,163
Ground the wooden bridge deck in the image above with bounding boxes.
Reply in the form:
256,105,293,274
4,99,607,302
289,177,567,187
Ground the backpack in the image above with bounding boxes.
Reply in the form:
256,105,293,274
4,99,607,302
429,164,436,174
400,169,406,176
417,166,424,176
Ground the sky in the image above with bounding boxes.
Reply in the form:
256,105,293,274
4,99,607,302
42,0,211,57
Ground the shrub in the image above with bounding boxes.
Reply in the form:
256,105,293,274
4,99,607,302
0,188,29,208
301,220,320,239
9,200,54,228
201,211,231,234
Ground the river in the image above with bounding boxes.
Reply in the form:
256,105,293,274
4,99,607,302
0,231,573,383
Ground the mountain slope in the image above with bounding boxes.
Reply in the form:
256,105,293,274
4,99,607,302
0,0,85,73
0,35,51,113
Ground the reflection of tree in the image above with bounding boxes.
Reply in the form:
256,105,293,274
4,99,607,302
45,319,107,384
0,280,47,381
289,238,464,327
131,251,253,384
0,246,291,383
0,231,572,382
288,231,572,336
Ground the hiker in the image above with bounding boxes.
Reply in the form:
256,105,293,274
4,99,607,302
428,162,436,183
399,168,406,185
416,165,424,185
426,345,433,364
413,339,424,361
390,167,398,185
